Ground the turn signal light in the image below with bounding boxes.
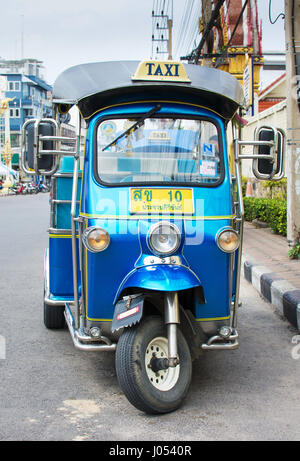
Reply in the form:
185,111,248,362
216,228,239,253
83,227,110,253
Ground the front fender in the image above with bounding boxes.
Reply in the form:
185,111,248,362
114,264,201,304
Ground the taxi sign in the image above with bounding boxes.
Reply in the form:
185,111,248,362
132,60,191,83
148,131,170,141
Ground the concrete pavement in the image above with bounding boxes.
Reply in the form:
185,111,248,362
243,222,300,331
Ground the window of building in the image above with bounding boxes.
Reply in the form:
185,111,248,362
9,108,20,118
8,81,20,91
10,133,20,148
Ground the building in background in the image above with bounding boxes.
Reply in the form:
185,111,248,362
0,58,52,172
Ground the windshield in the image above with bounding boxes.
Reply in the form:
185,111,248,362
96,117,222,185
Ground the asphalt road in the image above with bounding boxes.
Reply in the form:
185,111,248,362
0,193,299,441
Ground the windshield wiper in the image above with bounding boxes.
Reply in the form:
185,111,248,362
102,104,161,152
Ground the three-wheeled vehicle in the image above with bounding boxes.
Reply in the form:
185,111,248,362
21,60,285,414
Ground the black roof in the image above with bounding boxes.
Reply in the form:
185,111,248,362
53,61,244,120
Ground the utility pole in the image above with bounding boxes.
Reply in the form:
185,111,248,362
151,1,173,61
285,0,300,246
21,15,24,60
168,18,173,60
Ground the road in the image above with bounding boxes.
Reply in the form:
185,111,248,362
0,193,299,441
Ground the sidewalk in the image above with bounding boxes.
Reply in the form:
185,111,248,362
242,222,300,331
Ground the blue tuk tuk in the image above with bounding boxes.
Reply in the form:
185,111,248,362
21,60,285,414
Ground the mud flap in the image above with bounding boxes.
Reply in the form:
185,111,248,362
111,294,144,333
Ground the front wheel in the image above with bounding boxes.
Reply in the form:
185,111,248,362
115,315,192,414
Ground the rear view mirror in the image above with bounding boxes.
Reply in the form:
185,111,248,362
21,119,60,176
252,126,285,181
27,122,56,171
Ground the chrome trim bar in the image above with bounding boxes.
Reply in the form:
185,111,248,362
44,248,65,306
164,292,180,367
52,200,80,204
40,136,76,143
70,113,81,330
48,227,72,235
38,150,76,157
53,172,82,178
44,295,65,306
201,329,239,350
64,306,116,352
232,127,244,330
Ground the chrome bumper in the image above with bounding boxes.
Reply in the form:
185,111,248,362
64,304,116,352
201,329,239,351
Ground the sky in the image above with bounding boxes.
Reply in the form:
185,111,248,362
0,0,286,88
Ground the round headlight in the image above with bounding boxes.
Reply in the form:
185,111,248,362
83,227,110,253
148,222,180,256
216,228,240,253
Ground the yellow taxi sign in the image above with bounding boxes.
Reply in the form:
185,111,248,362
130,188,194,215
132,60,191,83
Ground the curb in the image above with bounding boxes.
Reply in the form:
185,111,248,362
242,253,300,331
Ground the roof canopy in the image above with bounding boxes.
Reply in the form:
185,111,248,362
53,61,244,120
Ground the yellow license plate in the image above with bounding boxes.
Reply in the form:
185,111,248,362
130,188,194,214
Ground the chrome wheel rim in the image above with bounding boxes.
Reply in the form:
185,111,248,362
145,336,180,391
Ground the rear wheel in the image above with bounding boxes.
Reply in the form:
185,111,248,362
44,301,65,329
115,315,192,414
43,285,65,329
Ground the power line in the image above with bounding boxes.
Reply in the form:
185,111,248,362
178,0,201,59
192,0,227,64
176,0,195,56
174,0,191,57
224,0,249,50
268,0,285,25
181,0,252,65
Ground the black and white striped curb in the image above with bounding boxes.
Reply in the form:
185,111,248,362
242,254,300,331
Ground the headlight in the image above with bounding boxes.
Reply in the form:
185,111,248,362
83,227,110,253
216,228,240,253
148,222,180,256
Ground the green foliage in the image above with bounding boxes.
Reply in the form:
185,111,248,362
288,244,300,260
241,176,248,197
261,178,287,200
243,197,287,236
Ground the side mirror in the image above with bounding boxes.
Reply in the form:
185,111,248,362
21,118,59,176
252,126,285,181
21,118,77,176
27,122,56,171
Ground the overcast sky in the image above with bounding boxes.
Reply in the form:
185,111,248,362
1,0,285,88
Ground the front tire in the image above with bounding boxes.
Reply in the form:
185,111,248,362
115,315,192,414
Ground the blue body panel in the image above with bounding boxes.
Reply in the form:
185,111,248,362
55,177,81,229
84,217,232,321
48,156,81,298
77,101,235,323
46,100,236,324
49,236,74,296
115,265,201,301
